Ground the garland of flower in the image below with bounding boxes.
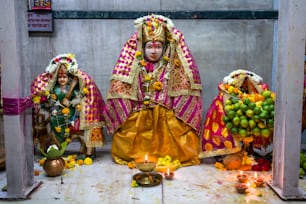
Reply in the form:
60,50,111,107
223,69,263,85
135,51,169,105
46,53,78,74
33,85,89,139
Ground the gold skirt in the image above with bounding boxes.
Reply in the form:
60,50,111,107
112,105,200,166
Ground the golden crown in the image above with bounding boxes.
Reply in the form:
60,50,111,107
142,15,166,43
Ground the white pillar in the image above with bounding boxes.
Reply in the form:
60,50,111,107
0,0,40,199
269,0,306,199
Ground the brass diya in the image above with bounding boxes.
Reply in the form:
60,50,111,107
133,155,162,187
133,173,162,187
134,155,157,172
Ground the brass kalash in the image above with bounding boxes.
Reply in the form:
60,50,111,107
133,155,162,187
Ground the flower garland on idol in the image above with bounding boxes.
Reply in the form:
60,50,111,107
135,51,169,105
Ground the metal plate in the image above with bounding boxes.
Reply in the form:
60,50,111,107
133,173,162,187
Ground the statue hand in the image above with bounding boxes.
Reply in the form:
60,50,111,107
61,98,70,107
71,78,78,87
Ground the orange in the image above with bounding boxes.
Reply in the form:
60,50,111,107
240,119,249,128
233,117,240,126
243,98,251,105
239,128,248,137
262,90,272,98
252,127,261,136
245,109,254,118
248,119,256,129
261,128,271,138
257,121,266,129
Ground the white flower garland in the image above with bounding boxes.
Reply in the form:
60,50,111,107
223,69,263,85
134,14,174,29
45,53,78,74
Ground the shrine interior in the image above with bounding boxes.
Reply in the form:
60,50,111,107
0,0,306,203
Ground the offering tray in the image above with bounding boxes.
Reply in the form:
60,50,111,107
133,173,162,187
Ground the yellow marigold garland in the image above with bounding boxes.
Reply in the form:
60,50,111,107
55,126,61,133
62,108,70,115
51,94,57,100
82,87,89,95
76,104,82,111
153,81,163,91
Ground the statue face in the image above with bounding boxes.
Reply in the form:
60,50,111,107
144,41,164,63
57,65,69,86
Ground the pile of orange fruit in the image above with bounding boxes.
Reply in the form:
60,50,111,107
223,85,275,142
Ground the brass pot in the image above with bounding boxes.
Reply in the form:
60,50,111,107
43,157,65,177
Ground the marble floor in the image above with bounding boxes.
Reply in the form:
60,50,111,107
0,142,306,204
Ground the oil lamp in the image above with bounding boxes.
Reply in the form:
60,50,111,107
237,170,248,183
235,182,249,194
164,167,174,180
253,172,265,187
133,154,162,187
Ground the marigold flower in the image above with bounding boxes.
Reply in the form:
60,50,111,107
67,53,75,59
154,18,159,24
39,158,46,166
227,86,234,94
77,159,84,166
65,159,75,169
224,84,230,90
144,75,151,81
215,162,224,169
55,126,61,133
144,100,150,105
153,81,163,91
32,96,41,104
76,104,82,111
128,162,136,169
34,169,40,176
62,108,70,115
51,94,57,100
82,87,89,95
135,51,142,59
163,56,169,62
66,155,74,160
44,91,50,96
84,157,93,165
65,127,70,133
148,26,153,32
139,59,147,67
